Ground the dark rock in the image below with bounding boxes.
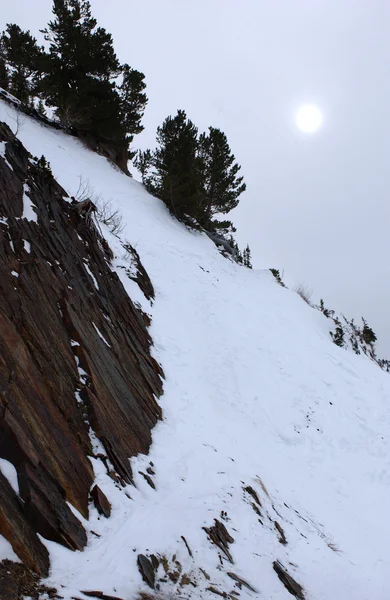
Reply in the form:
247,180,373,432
181,535,193,557
0,473,50,576
122,244,155,301
137,554,156,589
0,126,163,571
139,471,156,489
206,586,228,597
91,485,111,518
0,561,18,600
274,521,287,545
81,592,124,600
203,519,235,563
0,560,59,599
273,560,305,599
226,571,258,593
244,485,262,506
18,461,87,551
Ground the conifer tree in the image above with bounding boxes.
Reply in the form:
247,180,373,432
119,64,147,157
0,56,8,91
1,24,43,102
136,112,246,228
41,0,122,133
361,318,377,345
36,98,46,116
242,244,252,268
136,110,201,219
197,127,246,227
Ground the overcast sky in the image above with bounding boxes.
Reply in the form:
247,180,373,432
3,0,390,354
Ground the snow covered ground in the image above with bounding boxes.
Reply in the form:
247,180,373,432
1,100,390,600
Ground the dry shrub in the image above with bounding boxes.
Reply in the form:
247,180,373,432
294,283,313,305
75,175,125,236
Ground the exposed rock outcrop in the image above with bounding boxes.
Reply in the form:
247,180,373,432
0,122,163,574
91,484,111,518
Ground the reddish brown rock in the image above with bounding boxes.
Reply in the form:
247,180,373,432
91,485,111,518
0,123,163,572
273,560,305,599
203,519,235,563
0,472,50,577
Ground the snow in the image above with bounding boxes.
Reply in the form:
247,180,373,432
83,260,99,290
11,270,19,278
22,183,38,222
23,239,31,253
92,322,111,348
1,98,390,600
0,458,19,495
0,535,19,563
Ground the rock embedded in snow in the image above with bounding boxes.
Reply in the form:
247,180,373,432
80,591,124,600
203,519,235,564
90,485,111,518
273,560,305,599
137,554,156,589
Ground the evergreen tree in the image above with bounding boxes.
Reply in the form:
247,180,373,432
242,244,252,268
331,318,345,347
0,56,8,91
119,63,147,157
0,38,9,90
134,148,152,182
197,127,246,226
136,112,246,228
36,98,46,116
1,24,43,102
137,110,201,219
361,318,377,345
41,0,122,134
208,219,236,235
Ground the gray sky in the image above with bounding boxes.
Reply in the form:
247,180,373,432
2,0,390,354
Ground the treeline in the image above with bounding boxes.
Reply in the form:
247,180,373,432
0,0,147,170
0,0,250,255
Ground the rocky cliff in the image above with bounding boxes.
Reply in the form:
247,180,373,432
0,121,163,581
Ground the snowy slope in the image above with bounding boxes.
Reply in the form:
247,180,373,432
1,100,390,600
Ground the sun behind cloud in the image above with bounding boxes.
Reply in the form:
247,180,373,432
296,104,323,133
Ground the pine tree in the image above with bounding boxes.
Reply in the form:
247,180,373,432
197,127,246,227
361,318,377,345
36,98,46,116
136,113,246,228
119,64,147,158
137,110,201,219
41,0,122,135
1,24,43,102
0,38,9,90
0,56,8,90
242,244,252,268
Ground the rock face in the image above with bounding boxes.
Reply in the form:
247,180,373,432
0,122,163,575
